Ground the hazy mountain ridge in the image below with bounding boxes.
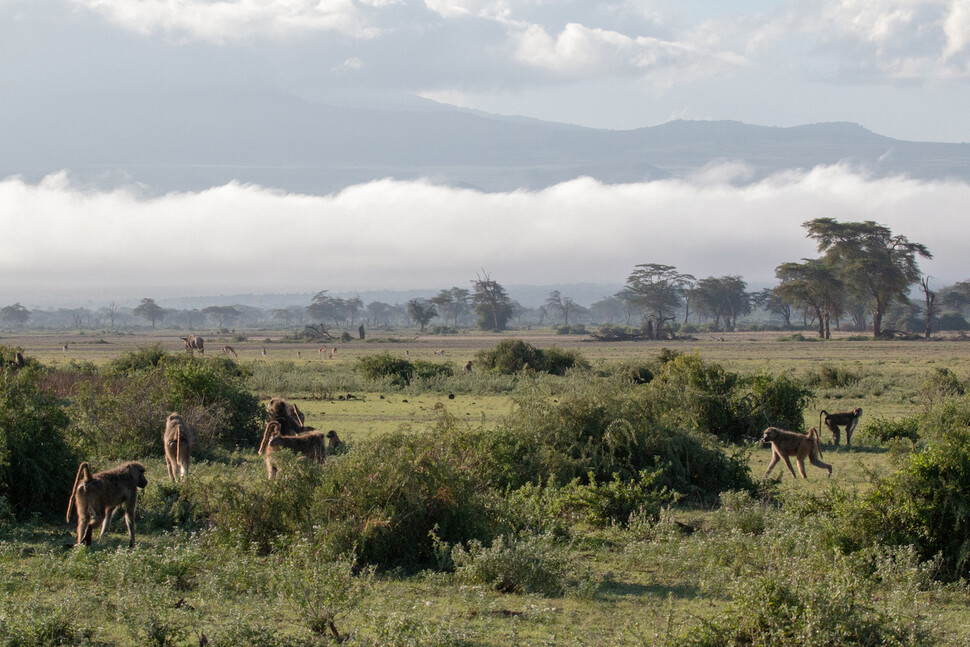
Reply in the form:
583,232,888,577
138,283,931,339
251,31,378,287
2,90,968,194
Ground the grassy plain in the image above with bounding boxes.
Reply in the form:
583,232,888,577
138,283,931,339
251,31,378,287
3,328,970,645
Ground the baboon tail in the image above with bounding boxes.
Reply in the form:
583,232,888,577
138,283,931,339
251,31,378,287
66,462,90,522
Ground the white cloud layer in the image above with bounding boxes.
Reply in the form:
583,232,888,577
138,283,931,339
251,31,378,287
69,0,390,41
2,168,965,306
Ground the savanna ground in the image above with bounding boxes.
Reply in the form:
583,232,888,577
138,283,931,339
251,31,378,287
2,327,970,646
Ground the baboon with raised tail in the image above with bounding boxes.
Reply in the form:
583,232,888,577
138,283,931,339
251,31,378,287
66,461,148,547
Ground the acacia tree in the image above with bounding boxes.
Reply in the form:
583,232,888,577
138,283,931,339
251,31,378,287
0,303,30,328
307,290,347,327
618,263,694,338
804,218,931,338
133,298,164,329
693,276,751,331
431,287,471,327
202,305,241,328
545,290,584,327
471,272,514,332
754,288,792,329
407,299,438,332
774,259,844,338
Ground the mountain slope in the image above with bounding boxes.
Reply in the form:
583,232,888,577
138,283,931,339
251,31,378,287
2,90,967,193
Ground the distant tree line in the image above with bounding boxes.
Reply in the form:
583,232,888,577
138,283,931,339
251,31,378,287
2,220,964,339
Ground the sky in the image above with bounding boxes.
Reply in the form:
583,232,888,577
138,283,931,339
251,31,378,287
2,0,969,307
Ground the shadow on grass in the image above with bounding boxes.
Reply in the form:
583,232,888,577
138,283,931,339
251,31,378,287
602,580,715,601
823,444,888,455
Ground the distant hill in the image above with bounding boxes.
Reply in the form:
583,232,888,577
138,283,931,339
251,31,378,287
2,89,968,194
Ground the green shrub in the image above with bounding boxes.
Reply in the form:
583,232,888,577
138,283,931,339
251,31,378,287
647,353,812,441
311,431,499,569
920,366,965,403
672,569,936,646
808,363,861,388
476,339,544,374
274,540,373,641
452,533,576,596
557,469,675,527
510,379,755,500
0,358,79,519
356,353,415,386
841,425,970,580
185,457,321,554
105,343,168,375
860,416,920,443
475,339,589,376
542,346,590,375
615,363,654,384
412,360,453,380
66,349,263,458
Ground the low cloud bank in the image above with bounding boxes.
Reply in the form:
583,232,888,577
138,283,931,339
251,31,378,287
1,166,966,306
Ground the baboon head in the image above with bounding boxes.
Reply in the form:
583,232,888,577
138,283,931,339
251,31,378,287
762,428,778,444
129,462,149,489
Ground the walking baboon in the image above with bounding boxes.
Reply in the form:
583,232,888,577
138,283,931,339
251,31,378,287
762,426,832,479
326,430,342,452
221,345,238,357
66,461,148,547
180,334,205,354
267,397,309,435
462,360,473,373
258,421,327,478
819,407,862,446
163,412,192,482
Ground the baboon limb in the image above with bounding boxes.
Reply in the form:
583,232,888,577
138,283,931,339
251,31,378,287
163,412,193,482
762,426,832,479
819,407,862,446
66,461,148,547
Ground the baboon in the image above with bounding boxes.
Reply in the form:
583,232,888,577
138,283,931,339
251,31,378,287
163,412,193,482
62,343,69,352
221,345,238,357
11,351,26,369
258,421,327,478
330,347,338,359
819,407,863,446
762,426,832,479
261,347,267,356
462,360,473,373
66,461,148,547
267,397,309,435
326,430,342,452
180,334,205,354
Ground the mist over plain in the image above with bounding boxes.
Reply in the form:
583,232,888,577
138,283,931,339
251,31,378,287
2,165,966,308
